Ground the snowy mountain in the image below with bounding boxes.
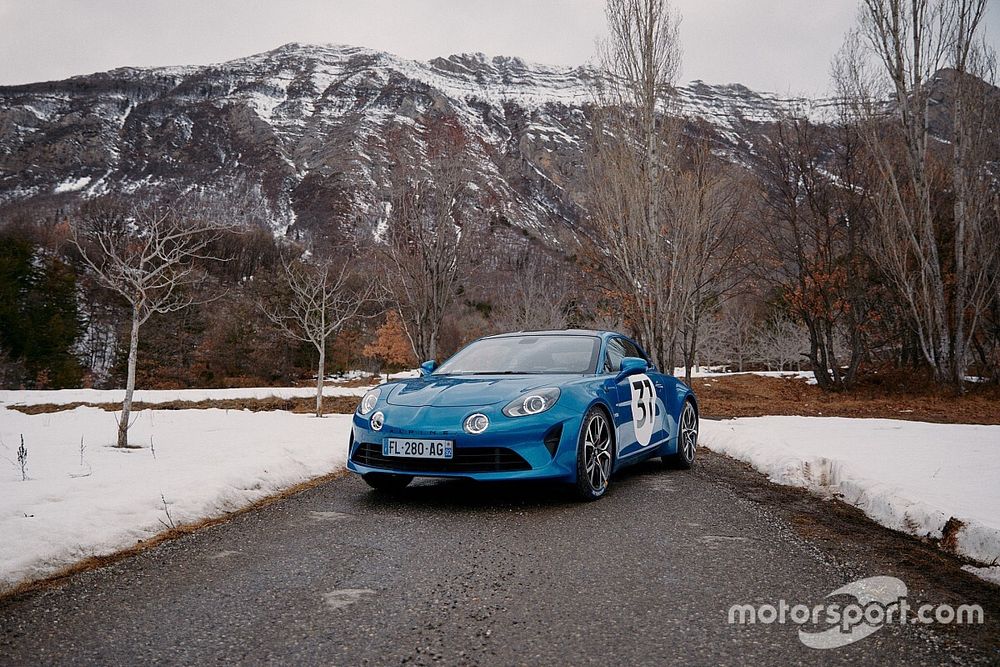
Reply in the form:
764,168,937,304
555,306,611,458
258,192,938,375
0,43,840,251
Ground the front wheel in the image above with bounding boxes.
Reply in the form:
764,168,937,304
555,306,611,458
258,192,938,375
574,407,613,501
362,472,414,491
664,400,698,469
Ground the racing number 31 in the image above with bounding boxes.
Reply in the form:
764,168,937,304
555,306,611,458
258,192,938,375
629,374,655,447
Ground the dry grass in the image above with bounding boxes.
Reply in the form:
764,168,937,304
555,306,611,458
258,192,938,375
696,373,1000,425
290,376,383,389
12,373,999,425
333,376,386,388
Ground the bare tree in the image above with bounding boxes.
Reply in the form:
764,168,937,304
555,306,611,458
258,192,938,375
754,116,872,390
489,253,572,333
717,307,757,372
835,0,999,387
71,197,233,447
264,257,375,417
670,136,748,383
586,0,683,369
754,313,809,372
978,207,1000,381
380,119,478,362
684,312,724,372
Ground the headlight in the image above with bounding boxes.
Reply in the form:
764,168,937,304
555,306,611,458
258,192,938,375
464,413,489,434
359,388,380,415
502,387,560,417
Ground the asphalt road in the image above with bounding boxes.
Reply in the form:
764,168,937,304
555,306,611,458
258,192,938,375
2,450,998,666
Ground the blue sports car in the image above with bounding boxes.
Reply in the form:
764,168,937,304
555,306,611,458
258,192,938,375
348,329,699,500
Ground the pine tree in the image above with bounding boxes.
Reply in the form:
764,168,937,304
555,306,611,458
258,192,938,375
0,230,83,388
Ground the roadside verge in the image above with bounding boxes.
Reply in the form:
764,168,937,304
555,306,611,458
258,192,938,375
2,406,351,596
701,416,1000,584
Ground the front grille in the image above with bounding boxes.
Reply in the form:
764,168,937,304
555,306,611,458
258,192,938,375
352,443,531,473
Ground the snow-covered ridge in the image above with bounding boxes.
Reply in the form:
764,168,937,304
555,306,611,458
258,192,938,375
0,42,845,249
91,42,836,120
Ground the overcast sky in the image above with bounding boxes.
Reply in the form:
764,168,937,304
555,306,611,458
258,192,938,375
1,0,998,95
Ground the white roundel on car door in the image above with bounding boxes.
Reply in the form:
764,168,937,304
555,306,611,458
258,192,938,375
628,373,656,447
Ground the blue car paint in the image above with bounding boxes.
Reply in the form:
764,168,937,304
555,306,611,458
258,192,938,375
347,330,697,484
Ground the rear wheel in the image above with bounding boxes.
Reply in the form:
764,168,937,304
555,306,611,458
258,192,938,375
574,407,613,501
362,472,414,491
664,400,698,469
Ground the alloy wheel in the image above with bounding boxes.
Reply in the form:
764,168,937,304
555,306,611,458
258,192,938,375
583,412,612,492
679,402,698,462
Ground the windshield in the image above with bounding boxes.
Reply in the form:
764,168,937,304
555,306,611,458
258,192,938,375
434,335,602,375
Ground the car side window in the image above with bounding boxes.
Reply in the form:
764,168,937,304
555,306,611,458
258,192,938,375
603,338,628,373
620,338,648,363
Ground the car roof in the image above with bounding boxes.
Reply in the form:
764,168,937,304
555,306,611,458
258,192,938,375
482,329,617,339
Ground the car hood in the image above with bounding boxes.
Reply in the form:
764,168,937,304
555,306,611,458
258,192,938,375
384,374,575,408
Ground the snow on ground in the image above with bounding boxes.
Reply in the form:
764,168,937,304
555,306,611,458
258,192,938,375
5,371,994,591
0,371,418,408
675,368,816,383
962,565,1000,585
0,406,352,592
701,417,1000,574
52,175,92,193
0,385,371,407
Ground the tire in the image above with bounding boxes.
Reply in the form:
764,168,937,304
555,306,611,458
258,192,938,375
362,472,414,491
664,399,698,470
574,406,614,501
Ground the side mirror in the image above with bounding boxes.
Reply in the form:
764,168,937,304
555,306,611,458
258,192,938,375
419,360,437,377
616,356,648,382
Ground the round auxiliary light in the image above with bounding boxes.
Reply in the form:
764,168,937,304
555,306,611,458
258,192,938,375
370,411,385,431
464,413,489,435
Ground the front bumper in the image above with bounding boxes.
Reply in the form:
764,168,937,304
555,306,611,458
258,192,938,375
347,403,583,481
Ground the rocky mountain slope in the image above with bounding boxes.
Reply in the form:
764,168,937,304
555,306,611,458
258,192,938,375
0,43,840,252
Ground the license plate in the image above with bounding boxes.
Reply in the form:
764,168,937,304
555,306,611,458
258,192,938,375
383,438,454,459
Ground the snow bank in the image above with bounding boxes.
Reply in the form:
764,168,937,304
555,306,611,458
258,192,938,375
0,372,421,408
675,368,816,383
701,417,1000,570
962,565,1000,585
0,406,351,591
0,384,374,407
